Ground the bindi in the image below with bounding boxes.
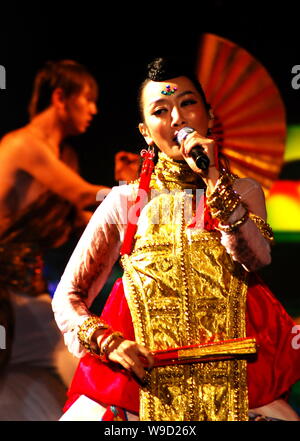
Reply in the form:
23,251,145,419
161,84,178,96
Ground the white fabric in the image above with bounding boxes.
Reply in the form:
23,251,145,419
0,291,78,421
60,395,107,421
60,395,139,421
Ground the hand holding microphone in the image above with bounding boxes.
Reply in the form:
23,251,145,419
177,126,219,191
176,127,210,171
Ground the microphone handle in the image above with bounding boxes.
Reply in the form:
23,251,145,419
190,147,210,171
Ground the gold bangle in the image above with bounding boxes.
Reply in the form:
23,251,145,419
210,195,241,221
77,316,110,354
208,186,241,221
100,331,124,357
249,213,274,242
217,209,249,233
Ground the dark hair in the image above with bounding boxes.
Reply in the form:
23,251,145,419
138,56,210,121
28,59,98,119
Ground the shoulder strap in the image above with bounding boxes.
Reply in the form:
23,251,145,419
120,148,155,256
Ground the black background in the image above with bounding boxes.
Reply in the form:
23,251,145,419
0,1,299,313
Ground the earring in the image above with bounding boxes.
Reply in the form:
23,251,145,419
140,143,156,160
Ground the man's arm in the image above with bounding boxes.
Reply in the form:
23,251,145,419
1,133,110,209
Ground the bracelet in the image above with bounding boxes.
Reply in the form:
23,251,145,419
98,328,114,348
97,329,114,361
100,331,124,360
207,171,241,222
217,209,249,233
209,191,241,221
77,316,110,354
249,213,274,242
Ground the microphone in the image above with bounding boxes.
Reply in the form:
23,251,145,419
176,127,210,171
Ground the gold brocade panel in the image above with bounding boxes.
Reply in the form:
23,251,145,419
121,184,249,421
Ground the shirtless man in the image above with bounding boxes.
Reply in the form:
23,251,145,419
0,60,110,421
0,59,109,232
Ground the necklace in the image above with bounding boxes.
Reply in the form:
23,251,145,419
152,152,205,191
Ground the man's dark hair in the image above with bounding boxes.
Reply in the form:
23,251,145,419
28,59,98,119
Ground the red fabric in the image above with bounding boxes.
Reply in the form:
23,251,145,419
188,195,219,230
246,272,300,408
120,150,155,255
63,279,140,414
64,274,300,413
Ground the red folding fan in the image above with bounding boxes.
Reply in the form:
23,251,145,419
196,33,286,194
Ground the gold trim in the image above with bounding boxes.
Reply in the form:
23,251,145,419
178,338,257,360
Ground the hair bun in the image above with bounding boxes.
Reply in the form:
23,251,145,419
147,57,191,82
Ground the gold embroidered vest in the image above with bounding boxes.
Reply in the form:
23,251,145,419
121,152,249,421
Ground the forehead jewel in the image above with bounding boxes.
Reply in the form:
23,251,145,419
161,85,178,96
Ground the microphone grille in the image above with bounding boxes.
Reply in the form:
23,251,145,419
176,127,195,144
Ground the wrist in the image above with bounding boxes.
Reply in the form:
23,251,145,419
217,206,249,233
77,316,110,355
203,167,220,195
95,328,112,349
206,170,242,223
99,331,124,361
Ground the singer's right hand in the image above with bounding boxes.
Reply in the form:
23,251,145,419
95,331,154,381
180,131,219,192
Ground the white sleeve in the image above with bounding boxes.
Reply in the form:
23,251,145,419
219,178,272,272
52,185,132,357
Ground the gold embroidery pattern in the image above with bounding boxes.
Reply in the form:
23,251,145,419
179,194,192,345
121,154,249,421
153,152,204,191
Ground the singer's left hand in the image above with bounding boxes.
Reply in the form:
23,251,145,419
180,131,219,192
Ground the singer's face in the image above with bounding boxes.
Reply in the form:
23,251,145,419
139,76,209,160
63,83,98,135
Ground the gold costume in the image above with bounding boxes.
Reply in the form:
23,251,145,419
122,153,249,421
